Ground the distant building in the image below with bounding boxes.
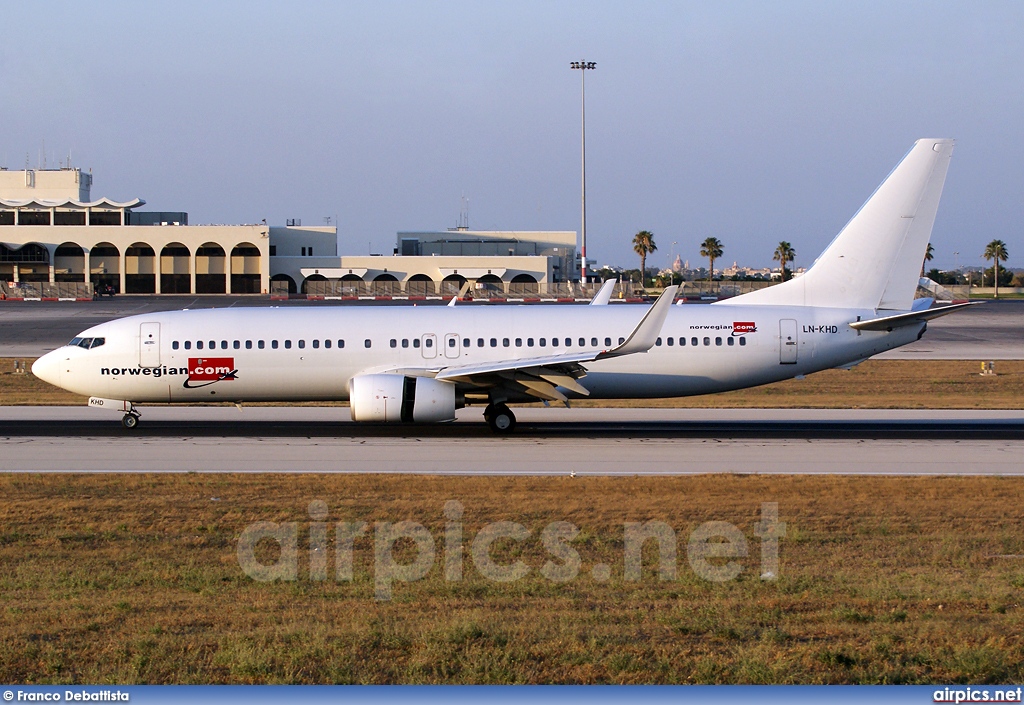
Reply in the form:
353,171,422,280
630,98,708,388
721,261,775,279
273,228,577,296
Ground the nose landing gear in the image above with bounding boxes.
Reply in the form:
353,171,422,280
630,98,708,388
121,410,141,429
483,403,516,434
87,397,142,429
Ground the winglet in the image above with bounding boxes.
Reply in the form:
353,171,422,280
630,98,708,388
589,279,616,305
599,286,678,358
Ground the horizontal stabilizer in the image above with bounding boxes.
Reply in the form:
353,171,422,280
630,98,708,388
848,302,975,331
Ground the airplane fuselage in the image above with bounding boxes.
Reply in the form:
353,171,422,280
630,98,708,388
37,302,922,405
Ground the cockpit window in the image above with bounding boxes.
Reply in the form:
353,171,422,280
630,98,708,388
68,337,105,350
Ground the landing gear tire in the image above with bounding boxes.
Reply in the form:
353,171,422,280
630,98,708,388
122,413,139,429
486,404,516,434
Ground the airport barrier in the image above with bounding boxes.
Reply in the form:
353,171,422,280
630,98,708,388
0,281,93,300
300,280,639,301
970,286,1023,296
917,280,972,301
675,280,776,298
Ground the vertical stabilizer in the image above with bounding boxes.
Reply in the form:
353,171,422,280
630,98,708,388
721,139,954,310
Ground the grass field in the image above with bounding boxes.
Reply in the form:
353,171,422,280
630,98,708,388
3,358,1024,408
2,474,1023,684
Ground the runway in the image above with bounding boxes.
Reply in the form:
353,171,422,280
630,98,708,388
2,407,1022,475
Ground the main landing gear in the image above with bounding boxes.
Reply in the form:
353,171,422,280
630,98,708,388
483,403,516,434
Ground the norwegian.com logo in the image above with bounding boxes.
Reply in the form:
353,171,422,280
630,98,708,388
184,357,238,388
732,322,757,335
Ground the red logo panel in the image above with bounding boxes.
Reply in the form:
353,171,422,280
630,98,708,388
732,322,757,334
187,357,236,381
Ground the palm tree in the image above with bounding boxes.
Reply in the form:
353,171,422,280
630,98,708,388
632,230,657,287
700,237,723,280
922,243,934,276
773,241,796,282
983,239,1009,298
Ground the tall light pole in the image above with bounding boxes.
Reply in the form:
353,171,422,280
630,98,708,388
570,60,596,282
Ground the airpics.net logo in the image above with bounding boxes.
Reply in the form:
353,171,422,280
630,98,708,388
236,501,786,601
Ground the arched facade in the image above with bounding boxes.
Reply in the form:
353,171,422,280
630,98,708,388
474,273,504,295
0,218,270,294
301,273,327,295
54,242,85,282
0,242,49,283
440,274,466,296
405,273,434,296
231,242,261,294
195,242,226,294
90,242,120,292
509,272,539,295
160,243,191,294
271,273,297,294
371,272,399,296
125,242,156,293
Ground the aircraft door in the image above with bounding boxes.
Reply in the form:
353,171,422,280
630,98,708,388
421,333,437,359
444,333,461,359
779,319,798,364
139,322,161,368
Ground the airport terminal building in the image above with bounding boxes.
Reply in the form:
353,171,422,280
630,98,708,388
1,167,578,298
0,167,333,296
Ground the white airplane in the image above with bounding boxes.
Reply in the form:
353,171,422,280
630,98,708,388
33,139,969,432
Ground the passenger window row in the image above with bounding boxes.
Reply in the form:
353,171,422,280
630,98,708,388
387,336,611,349
172,339,347,351
168,334,747,353
654,336,747,347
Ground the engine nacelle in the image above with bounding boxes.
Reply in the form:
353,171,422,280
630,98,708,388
349,374,457,423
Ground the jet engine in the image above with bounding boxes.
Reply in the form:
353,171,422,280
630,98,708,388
349,374,457,423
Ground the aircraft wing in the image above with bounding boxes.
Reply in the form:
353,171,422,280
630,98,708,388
426,286,678,402
848,301,976,331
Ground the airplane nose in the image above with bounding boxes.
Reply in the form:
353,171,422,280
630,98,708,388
31,351,62,387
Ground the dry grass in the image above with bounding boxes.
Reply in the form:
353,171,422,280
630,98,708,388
2,474,1023,684
3,357,1024,408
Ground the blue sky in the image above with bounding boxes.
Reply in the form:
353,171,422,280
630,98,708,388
2,1,1021,271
